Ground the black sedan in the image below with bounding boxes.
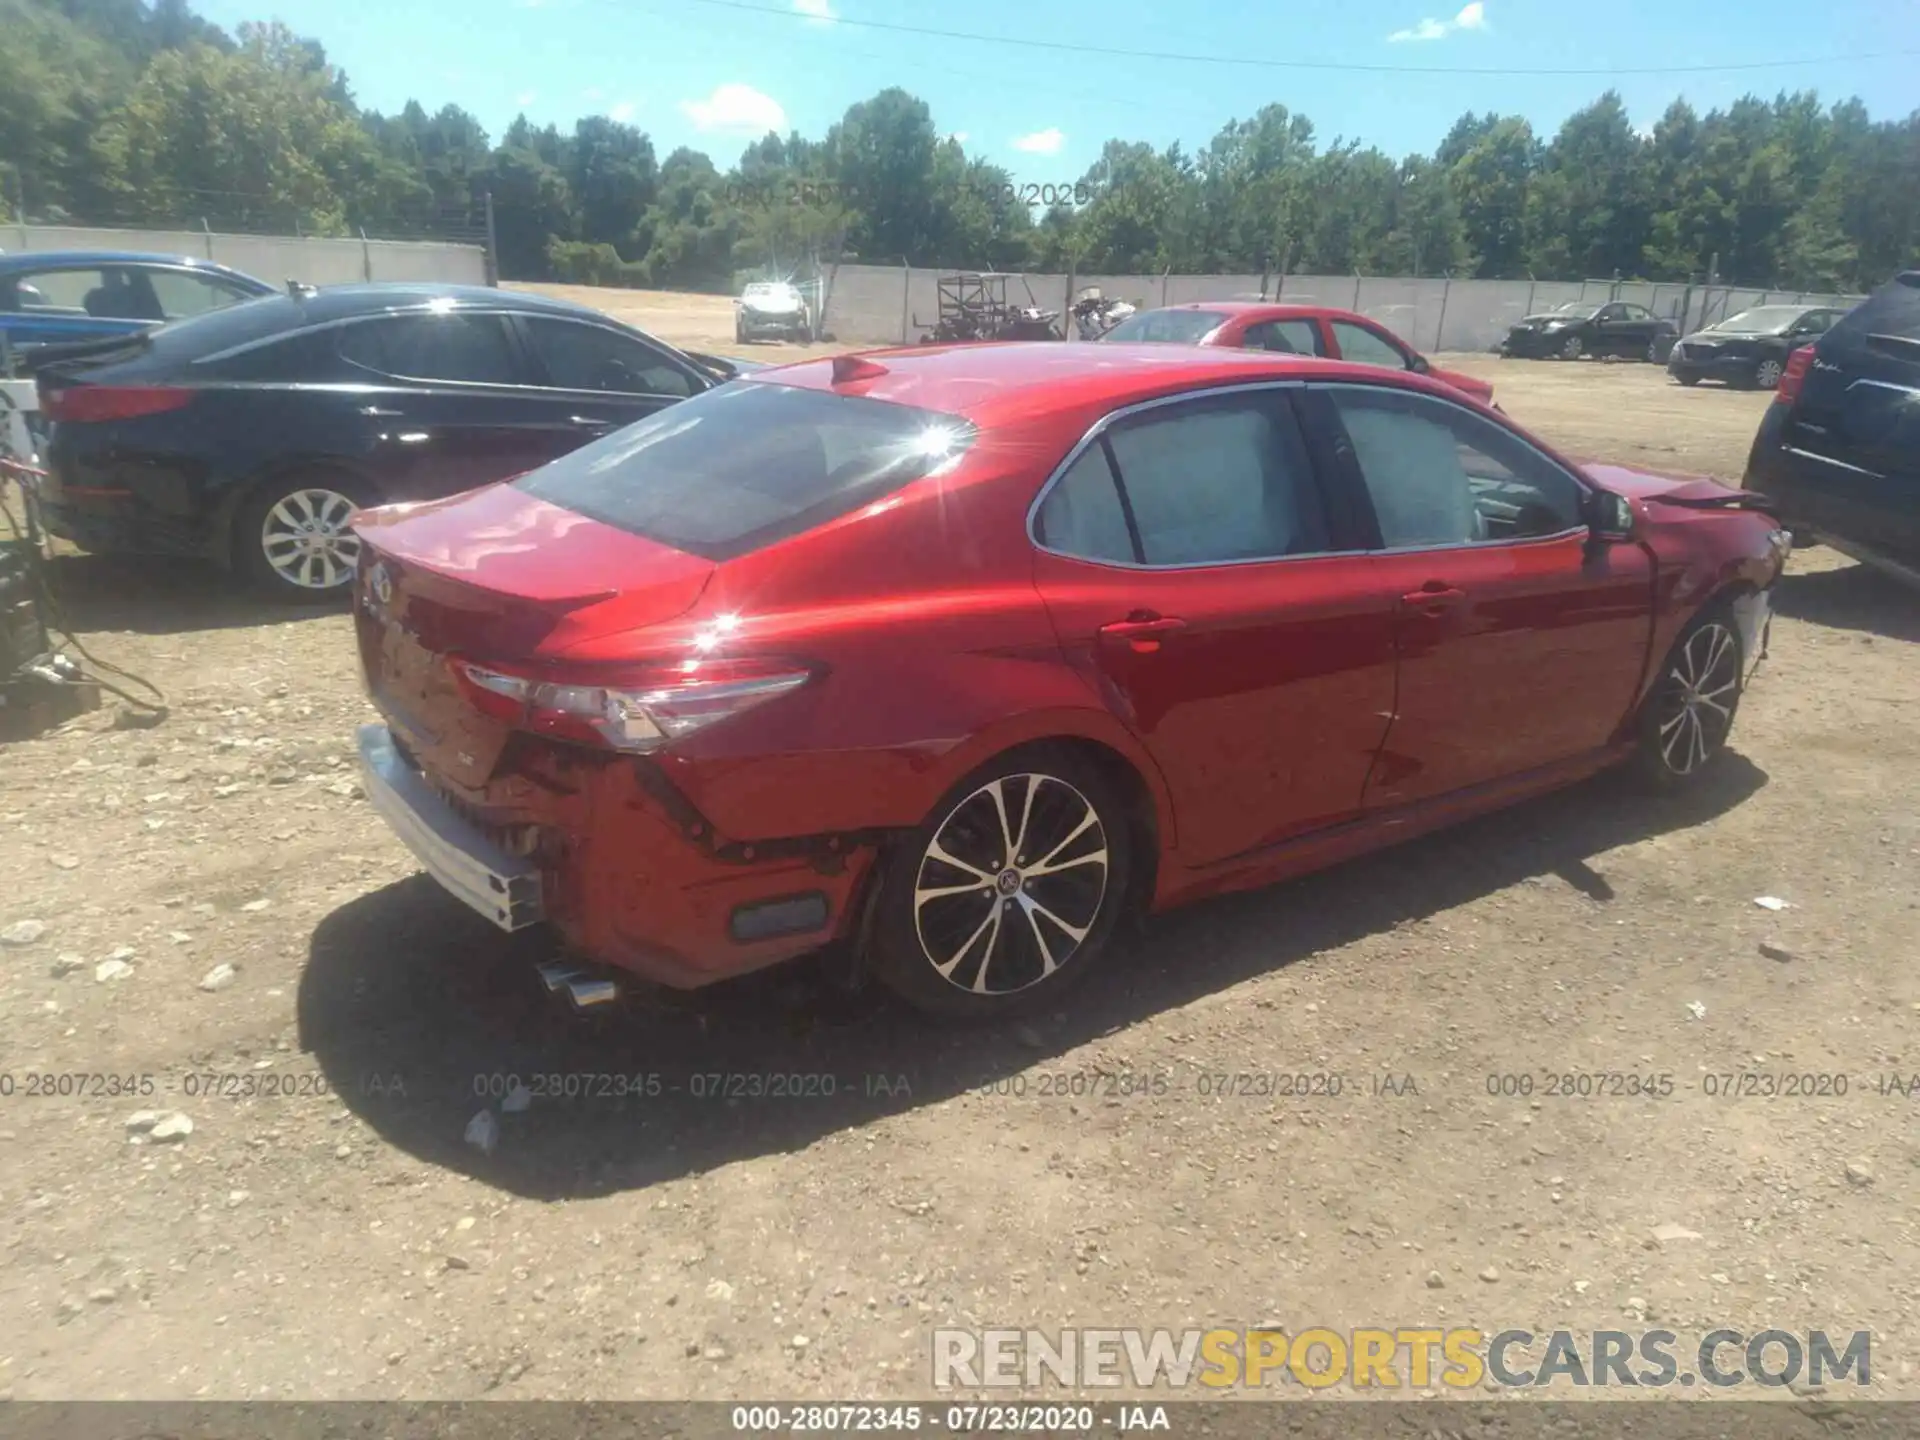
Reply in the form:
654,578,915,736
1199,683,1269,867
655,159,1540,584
33,284,747,599
1742,271,1920,579
1667,304,1848,390
1500,300,1678,362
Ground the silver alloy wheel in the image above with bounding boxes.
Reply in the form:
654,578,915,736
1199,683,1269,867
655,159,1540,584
1756,357,1784,388
1655,621,1739,776
1560,334,1584,360
912,772,1109,996
261,487,361,591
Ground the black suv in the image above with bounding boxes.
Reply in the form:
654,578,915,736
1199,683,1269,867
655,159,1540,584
1742,272,1920,577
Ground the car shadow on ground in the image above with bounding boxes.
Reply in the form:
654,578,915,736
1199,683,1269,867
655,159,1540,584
42,552,342,635
298,753,1766,1201
1773,559,1920,643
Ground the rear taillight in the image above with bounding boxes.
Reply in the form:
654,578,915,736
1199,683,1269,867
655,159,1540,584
40,385,196,423
1774,346,1814,405
451,655,815,753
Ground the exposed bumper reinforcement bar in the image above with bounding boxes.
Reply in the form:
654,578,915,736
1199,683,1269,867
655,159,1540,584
357,723,545,931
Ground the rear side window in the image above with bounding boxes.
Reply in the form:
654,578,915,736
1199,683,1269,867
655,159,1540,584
338,313,519,385
1330,320,1411,370
4,268,109,314
1242,320,1320,354
1104,395,1330,564
514,381,977,561
1033,446,1134,563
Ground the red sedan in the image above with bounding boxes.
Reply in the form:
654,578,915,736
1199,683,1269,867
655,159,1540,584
351,343,1787,1020
1101,301,1497,406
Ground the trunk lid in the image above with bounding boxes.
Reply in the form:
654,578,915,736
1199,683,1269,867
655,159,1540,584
353,481,716,788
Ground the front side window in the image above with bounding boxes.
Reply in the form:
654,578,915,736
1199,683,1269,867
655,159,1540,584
515,381,975,561
519,316,696,397
1100,309,1229,345
338,313,519,385
1331,320,1411,370
1620,305,1654,323
1320,384,1585,549
1049,392,1331,566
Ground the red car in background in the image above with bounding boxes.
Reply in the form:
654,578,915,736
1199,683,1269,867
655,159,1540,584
1100,301,1498,407
352,342,1785,1022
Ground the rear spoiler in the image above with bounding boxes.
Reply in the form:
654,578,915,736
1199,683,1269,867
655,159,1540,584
16,332,153,377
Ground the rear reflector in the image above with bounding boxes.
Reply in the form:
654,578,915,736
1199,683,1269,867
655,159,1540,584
41,386,196,423
1774,346,1814,405
729,892,831,943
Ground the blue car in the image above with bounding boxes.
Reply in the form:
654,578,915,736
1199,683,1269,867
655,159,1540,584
0,250,278,367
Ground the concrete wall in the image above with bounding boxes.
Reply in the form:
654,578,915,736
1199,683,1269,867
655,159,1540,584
3,224,489,288
821,263,1868,352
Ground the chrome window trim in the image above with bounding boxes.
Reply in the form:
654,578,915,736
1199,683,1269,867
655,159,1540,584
1025,375,1603,572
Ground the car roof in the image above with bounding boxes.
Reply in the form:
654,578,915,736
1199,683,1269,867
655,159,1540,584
270,283,630,325
1153,301,1318,316
0,250,251,273
747,341,1454,426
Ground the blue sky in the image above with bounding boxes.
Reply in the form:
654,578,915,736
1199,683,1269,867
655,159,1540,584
193,0,1917,181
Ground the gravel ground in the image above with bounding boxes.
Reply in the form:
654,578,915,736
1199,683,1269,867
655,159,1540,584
2,297,1917,1404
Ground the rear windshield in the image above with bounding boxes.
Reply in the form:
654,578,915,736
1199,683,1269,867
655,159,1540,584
1711,306,1810,334
1101,309,1228,344
151,294,309,360
513,380,978,561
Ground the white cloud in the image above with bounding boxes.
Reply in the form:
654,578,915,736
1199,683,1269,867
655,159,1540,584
515,90,538,109
583,86,604,101
792,0,836,21
1011,127,1064,155
609,100,637,122
1388,1,1485,41
679,83,787,133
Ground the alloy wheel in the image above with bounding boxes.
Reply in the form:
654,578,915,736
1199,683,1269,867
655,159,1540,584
1560,335,1583,360
1654,621,1739,776
260,487,362,591
911,772,1109,997
1756,358,1784,389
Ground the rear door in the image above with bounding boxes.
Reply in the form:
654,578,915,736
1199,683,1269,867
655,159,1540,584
1787,275,1920,553
509,313,708,443
1298,381,1654,806
1030,383,1398,867
333,311,568,499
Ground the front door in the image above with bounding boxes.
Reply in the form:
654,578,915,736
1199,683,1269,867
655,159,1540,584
509,313,708,446
1298,381,1655,807
1030,385,1399,867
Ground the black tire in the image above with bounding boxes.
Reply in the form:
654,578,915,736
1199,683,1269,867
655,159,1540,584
868,745,1133,1021
1558,334,1584,361
1629,600,1745,794
234,471,374,603
1673,370,1701,386
735,318,748,344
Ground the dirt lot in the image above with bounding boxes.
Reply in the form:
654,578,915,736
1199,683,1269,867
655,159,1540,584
2,289,1918,1405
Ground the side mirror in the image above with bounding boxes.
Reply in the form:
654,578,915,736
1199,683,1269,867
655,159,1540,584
1409,354,1431,374
1586,489,1634,542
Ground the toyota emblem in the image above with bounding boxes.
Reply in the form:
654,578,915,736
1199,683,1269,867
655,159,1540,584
368,563,393,607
